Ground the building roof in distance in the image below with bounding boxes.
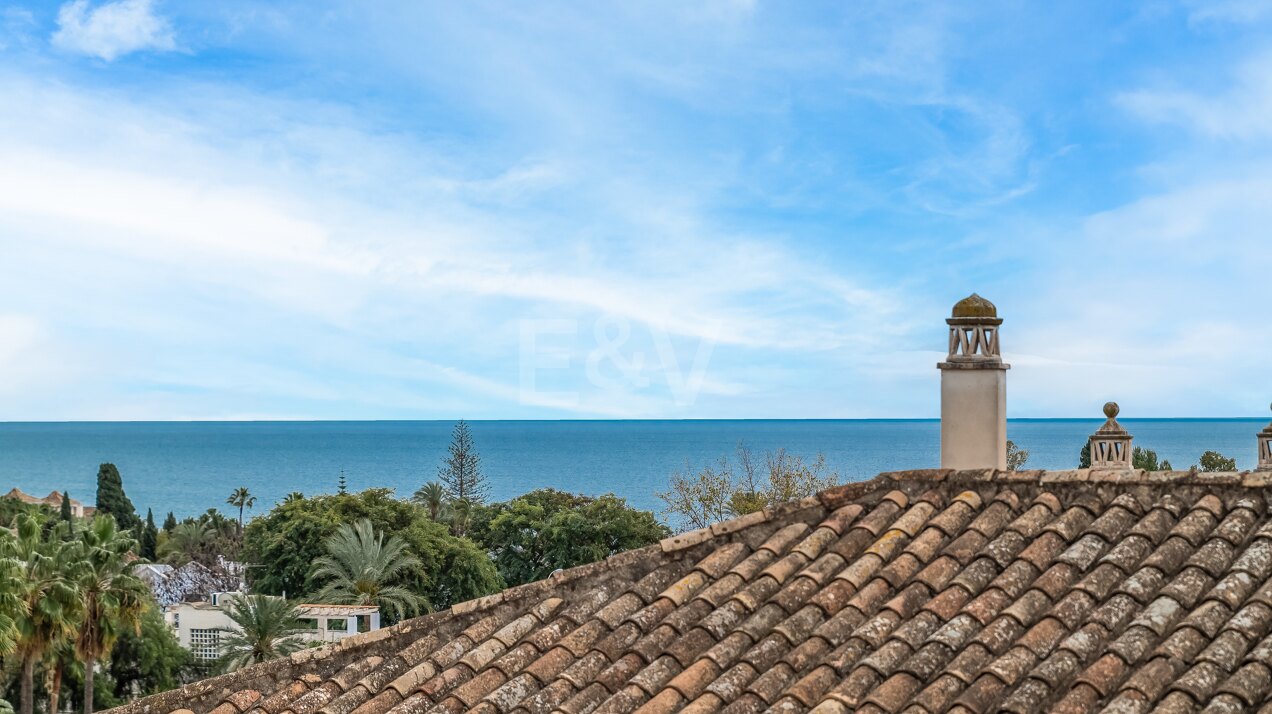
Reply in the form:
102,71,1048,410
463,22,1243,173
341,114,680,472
106,467,1272,714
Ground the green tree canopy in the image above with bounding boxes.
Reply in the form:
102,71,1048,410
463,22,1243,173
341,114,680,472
242,489,501,615
107,604,191,701
471,489,669,587
1133,447,1173,471
1198,450,1238,472
94,464,140,531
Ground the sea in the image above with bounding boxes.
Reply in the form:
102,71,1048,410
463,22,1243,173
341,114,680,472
0,419,1266,520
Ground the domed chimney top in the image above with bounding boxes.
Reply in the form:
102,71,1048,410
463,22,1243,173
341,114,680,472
941,293,1006,363
951,293,998,319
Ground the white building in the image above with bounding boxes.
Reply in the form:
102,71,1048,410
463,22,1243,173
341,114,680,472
164,592,381,665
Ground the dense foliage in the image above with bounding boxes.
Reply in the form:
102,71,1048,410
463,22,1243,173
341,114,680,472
1198,450,1238,472
242,489,502,614
94,464,140,531
106,606,191,701
470,490,669,587
0,507,184,714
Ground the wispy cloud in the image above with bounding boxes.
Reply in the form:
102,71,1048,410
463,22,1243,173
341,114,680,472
0,1,1268,418
52,0,175,61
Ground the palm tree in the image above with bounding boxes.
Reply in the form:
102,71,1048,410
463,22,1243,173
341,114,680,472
160,521,212,565
75,516,149,714
284,492,305,504
0,528,24,657
449,499,473,537
311,519,424,620
412,482,447,521
10,515,81,714
216,594,308,672
226,487,256,535
42,639,74,714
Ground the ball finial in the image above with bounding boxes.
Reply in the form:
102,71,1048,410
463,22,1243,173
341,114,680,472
1103,402,1119,419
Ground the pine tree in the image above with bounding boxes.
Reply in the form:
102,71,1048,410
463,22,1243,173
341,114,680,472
95,463,140,530
142,509,159,560
337,471,348,495
163,511,177,533
438,419,489,504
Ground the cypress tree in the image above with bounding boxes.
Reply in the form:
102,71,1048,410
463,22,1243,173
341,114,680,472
95,463,140,530
162,511,177,533
59,491,73,523
142,509,159,560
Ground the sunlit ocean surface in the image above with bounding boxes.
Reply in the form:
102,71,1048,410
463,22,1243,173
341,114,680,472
0,419,1264,519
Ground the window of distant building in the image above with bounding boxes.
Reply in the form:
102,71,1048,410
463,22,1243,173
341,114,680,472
189,629,220,661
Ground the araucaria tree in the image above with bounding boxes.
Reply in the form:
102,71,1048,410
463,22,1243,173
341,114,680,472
227,487,257,535
311,519,424,620
75,516,148,714
95,463,140,531
438,420,489,504
216,594,308,672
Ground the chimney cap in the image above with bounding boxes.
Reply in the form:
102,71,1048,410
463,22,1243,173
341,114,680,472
1104,402,1120,419
951,293,998,319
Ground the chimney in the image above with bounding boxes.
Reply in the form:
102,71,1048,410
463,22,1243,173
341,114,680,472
1259,404,1272,472
938,294,1009,470
1089,402,1133,468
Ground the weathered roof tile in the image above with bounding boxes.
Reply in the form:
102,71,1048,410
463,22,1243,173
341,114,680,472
110,470,1272,714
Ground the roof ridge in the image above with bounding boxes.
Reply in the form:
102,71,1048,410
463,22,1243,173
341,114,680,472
875,467,1272,488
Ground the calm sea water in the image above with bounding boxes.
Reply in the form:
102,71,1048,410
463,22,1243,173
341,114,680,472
0,419,1265,520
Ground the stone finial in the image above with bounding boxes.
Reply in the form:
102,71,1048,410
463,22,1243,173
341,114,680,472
1089,401,1133,469
1258,403,1272,472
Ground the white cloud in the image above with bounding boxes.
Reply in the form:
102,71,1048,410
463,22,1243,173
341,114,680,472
1182,0,1272,24
1119,51,1272,140
52,0,175,61
0,71,905,418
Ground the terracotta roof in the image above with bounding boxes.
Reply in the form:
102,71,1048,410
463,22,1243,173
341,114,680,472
107,468,1272,714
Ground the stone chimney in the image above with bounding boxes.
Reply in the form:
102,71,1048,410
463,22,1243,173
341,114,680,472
1089,402,1133,468
938,294,1009,470
1258,404,1272,472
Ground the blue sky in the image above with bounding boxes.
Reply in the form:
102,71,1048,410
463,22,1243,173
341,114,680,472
0,0,1269,420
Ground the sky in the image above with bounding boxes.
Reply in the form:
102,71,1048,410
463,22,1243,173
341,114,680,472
0,0,1270,420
